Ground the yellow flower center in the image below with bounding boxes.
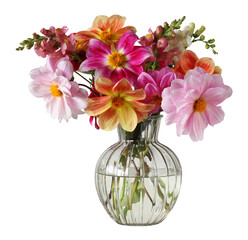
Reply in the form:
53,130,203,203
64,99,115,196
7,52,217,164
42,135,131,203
50,85,63,97
108,52,125,68
99,30,113,41
193,99,207,113
151,95,162,107
112,96,125,109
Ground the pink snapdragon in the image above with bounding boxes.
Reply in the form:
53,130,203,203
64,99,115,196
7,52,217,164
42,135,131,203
29,58,88,122
79,31,153,86
34,26,76,68
137,67,177,114
139,28,155,47
161,67,232,141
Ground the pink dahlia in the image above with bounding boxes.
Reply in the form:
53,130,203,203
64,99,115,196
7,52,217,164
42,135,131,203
137,67,177,114
161,67,232,141
29,58,88,122
79,31,153,86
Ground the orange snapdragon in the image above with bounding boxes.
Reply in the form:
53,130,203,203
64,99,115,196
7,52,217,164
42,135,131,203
173,50,222,76
84,78,155,132
74,15,136,52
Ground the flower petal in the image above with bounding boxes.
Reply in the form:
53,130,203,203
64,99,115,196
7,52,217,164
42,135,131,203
180,50,198,73
116,26,137,35
56,58,74,80
184,68,210,93
124,64,143,76
118,103,137,132
30,66,54,83
121,67,141,87
176,104,194,136
144,83,159,97
107,15,126,32
74,31,99,41
98,107,119,131
86,38,111,58
124,88,146,101
86,27,102,35
92,15,108,29
131,101,155,113
203,104,225,126
84,96,112,116
94,68,112,81
135,110,149,123
195,57,215,74
95,77,115,96
46,97,71,122
161,88,176,114
117,31,138,54
127,46,153,65
29,80,51,98
79,57,107,72
112,78,132,95
137,72,157,87
202,86,232,105
188,112,207,141
159,71,176,90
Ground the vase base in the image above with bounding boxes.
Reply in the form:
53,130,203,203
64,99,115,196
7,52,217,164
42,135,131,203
115,220,165,226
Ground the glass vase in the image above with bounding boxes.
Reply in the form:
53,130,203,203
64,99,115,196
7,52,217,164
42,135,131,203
95,115,182,226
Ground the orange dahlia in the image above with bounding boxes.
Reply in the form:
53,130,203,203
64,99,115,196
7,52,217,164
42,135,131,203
84,78,155,132
74,15,136,52
174,50,222,76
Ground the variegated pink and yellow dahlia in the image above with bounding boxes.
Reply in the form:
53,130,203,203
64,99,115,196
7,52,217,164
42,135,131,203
79,31,153,86
74,15,136,52
84,78,155,132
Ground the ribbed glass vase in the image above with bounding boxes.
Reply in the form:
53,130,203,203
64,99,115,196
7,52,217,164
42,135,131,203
95,115,182,226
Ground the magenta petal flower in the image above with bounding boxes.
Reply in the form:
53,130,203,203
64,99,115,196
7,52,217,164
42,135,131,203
29,58,88,122
137,67,177,114
161,67,232,141
79,31,153,85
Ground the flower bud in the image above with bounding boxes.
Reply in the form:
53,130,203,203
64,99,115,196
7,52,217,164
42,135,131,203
188,22,195,36
157,38,168,49
155,25,163,37
33,33,40,39
195,26,206,37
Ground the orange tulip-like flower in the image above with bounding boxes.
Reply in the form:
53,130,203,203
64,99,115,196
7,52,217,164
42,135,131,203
74,15,136,52
174,50,222,76
84,78,155,132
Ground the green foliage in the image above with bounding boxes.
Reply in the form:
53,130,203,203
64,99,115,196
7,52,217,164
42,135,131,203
192,26,218,54
16,34,47,51
163,16,186,38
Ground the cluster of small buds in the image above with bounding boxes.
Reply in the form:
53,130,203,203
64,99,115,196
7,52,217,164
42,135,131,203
139,17,187,71
191,25,218,54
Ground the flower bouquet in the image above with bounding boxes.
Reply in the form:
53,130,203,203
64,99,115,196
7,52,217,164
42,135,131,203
17,15,232,225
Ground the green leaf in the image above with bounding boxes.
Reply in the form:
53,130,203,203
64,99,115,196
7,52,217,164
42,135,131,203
158,178,166,189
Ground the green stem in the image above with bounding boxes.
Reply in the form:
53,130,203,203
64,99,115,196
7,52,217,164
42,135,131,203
75,71,92,84
78,83,100,97
130,178,139,209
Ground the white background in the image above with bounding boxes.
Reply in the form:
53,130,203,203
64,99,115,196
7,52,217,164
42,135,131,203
1,0,247,239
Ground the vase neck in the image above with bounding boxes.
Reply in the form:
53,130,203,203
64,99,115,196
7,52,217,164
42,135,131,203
117,115,162,142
